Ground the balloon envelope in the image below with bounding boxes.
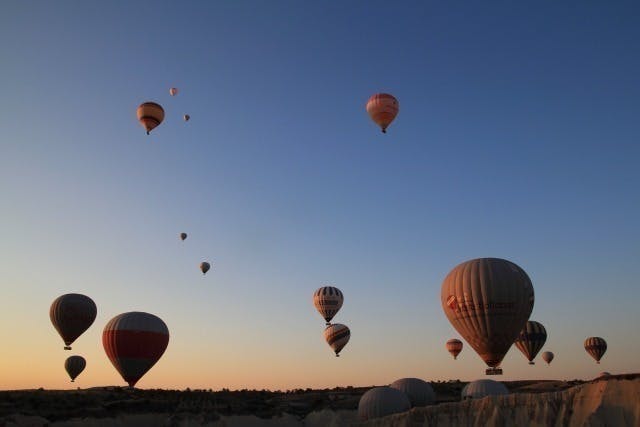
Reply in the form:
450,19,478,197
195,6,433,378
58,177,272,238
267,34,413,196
313,286,344,325
514,320,547,364
323,323,350,357
366,93,399,133
446,339,463,360
358,387,411,421
461,379,508,400
389,378,435,407
585,337,607,363
65,355,86,382
102,312,169,387
441,258,535,373
50,293,97,350
200,262,211,274
541,351,554,365
136,102,165,135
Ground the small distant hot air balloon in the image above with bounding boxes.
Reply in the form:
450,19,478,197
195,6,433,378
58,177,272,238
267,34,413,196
102,312,169,387
514,321,547,365
324,323,350,357
441,258,535,375
366,93,399,133
313,286,344,325
541,351,554,365
200,262,211,275
136,102,165,135
65,356,86,382
446,339,463,360
50,294,97,350
180,233,187,241
585,337,607,364
183,114,190,122
169,87,178,96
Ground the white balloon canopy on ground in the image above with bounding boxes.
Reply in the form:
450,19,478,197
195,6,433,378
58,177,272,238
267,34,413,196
358,386,411,421
389,378,435,407
461,379,509,400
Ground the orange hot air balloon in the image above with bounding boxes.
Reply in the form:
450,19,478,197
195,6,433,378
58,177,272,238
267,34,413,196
541,351,554,365
50,294,97,350
446,338,463,360
585,337,607,364
103,312,169,387
366,93,399,133
441,258,535,375
64,355,86,382
169,87,178,96
136,102,165,135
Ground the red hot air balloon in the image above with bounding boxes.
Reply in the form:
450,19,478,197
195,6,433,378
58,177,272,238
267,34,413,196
50,294,97,350
366,93,399,133
136,102,165,135
102,312,169,387
446,339,463,360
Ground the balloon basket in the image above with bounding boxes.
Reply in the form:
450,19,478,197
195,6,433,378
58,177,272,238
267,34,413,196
529,362,535,365
486,368,503,375
64,346,71,350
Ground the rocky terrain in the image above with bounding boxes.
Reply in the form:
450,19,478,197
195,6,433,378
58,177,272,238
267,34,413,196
0,374,636,426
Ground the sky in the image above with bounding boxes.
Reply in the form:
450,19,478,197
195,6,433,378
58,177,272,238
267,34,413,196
1,1,639,390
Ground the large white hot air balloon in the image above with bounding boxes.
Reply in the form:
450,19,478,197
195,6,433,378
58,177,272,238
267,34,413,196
389,378,435,407
461,379,508,400
358,387,411,421
441,258,535,375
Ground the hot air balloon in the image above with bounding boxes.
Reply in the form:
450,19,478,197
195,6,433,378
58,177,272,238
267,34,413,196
50,294,97,350
183,114,190,122
461,379,508,400
200,262,210,275
514,320,547,365
102,312,169,387
541,351,554,365
313,286,344,325
136,102,165,135
169,87,178,96
389,378,435,407
358,387,411,421
180,233,187,241
446,338,463,360
585,337,607,364
64,355,86,382
366,93,399,133
441,258,535,375
323,323,350,357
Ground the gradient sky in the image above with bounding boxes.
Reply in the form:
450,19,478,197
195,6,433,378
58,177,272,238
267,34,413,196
1,1,639,390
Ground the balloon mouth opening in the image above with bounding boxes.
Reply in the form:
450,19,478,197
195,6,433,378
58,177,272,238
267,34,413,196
64,346,71,350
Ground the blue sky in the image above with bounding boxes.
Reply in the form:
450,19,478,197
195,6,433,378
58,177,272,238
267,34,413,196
1,1,639,389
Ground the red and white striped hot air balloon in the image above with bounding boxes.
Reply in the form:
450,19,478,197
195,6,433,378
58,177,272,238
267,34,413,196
102,312,169,387
313,286,344,325
323,323,350,357
366,93,399,133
